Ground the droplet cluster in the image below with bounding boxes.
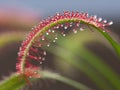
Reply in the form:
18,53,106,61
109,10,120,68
16,11,113,78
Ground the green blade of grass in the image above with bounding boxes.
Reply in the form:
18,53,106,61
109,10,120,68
0,74,26,90
40,71,91,90
0,71,91,90
93,27,120,58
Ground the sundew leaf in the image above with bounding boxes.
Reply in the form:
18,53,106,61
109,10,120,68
12,11,120,90
16,11,116,80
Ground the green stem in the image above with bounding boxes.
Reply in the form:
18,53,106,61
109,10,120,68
0,71,91,90
0,74,26,90
40,71,91,90
94,27,120,58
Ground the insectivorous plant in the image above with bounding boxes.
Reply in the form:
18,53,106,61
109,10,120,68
16,11,113,84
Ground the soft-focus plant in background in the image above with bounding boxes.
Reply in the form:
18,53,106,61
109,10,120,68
0,9,120,90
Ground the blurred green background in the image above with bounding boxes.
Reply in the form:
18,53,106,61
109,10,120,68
0,0,120,90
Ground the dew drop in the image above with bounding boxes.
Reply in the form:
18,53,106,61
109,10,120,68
43,51,47,55
42,57,45,61
53,40,56,42
55,37,58,39
98,18,102,22
70,24,72,27
19,47,22,51
70,22,73,25
38,43,42,47
73,29,77,34
56,26,59,29
76,23,80,27
42,38,45,41
103,20,107,23
63,34,66,37
102,24,105,27
108,21,113,25
46,32,49,35
48,29,51,32
47,44,50,47
38,57,41,59
40,61,42,64
64,26,68,29
80,28,84,31
52,30,55,33
56,12,60,16
61,24,64,27
93,15,97,19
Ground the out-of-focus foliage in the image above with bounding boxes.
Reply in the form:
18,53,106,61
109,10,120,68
0,27,120,90
0,4,120,90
